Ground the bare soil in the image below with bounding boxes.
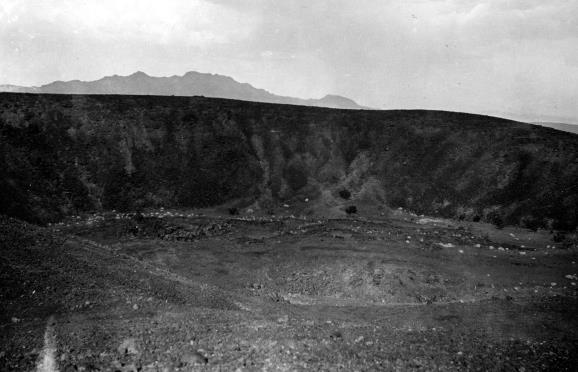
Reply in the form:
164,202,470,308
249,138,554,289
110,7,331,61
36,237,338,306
1,211,577,371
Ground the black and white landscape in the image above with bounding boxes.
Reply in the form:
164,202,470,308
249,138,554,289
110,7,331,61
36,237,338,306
1,1,578,371
0,71,365,110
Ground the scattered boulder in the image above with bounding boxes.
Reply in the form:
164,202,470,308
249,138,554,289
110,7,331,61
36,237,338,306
118,338,139,356
330,330,343,340
179,351,208,367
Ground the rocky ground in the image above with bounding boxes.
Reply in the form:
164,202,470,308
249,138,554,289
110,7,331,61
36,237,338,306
1,210,577,371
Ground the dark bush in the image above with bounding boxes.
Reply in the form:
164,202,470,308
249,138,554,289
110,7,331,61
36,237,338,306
472,215,481,222
228,207,239,215
553,231,566,243
521,215,542,232
487,211,505,229
339,189,351,200
345,205,357,215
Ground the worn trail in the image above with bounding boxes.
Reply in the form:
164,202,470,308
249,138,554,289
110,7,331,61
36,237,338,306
36,316,58,372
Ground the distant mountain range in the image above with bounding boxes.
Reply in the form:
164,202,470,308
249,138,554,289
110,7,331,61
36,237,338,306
4,73,578,131
0,71,366,110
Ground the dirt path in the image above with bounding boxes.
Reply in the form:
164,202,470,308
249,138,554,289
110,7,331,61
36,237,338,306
36,316,58,372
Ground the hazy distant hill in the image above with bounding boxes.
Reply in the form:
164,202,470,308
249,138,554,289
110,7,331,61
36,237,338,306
0,71,365,110
1,93,577,230
531,122,578,135
0,84,37,93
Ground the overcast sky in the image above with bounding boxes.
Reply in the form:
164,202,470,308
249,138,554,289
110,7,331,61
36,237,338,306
1,0,577,122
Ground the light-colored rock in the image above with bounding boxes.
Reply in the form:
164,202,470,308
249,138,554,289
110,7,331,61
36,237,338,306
118,338,139,356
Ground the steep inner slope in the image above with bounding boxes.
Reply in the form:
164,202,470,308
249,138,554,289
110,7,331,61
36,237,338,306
1,93,577,230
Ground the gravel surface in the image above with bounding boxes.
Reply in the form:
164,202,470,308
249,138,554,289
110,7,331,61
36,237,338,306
1,213,577,371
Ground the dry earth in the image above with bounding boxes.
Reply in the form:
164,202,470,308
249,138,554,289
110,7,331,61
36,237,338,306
1,209,577,371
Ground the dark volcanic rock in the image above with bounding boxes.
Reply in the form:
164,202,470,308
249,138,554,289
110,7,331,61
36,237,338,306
0,93,577,230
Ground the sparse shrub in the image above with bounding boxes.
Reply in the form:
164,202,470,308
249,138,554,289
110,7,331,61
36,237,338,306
552,232,578,249
553,231,566,243
268,292,288,303
521,215,541,232
339,189,351,200
132,212,145,222
494,218,505,229
552,218,575,232
228,207,239,215
487,211,505,229
345,205,357,215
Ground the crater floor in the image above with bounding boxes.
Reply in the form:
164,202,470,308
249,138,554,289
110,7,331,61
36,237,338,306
1,210,577,371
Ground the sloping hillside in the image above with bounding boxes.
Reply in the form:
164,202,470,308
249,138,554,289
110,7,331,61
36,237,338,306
532,122,578,135
1,93,577,230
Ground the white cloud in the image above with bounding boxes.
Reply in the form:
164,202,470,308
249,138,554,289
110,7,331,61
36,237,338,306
1,0,577,121
0,0,257,46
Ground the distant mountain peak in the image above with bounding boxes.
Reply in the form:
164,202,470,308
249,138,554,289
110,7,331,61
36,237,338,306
314,94,366,109
0,71,366,110
319,94,357,102
130,71,149,77
183,71,202,77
